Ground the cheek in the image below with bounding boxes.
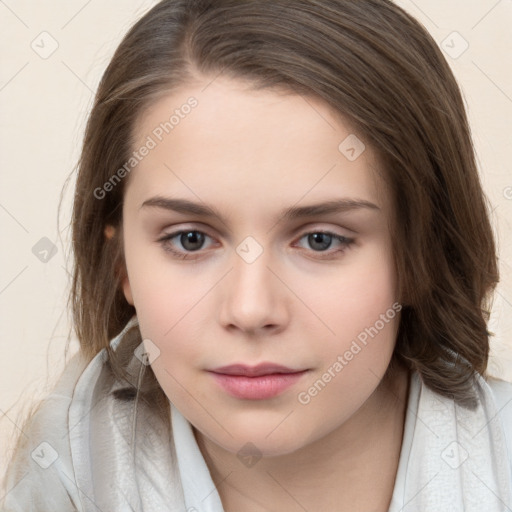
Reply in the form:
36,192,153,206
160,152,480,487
134,281,207,373
308,242,398,347
296,286,400,436
123,235,204,336
138,305,207,408
302,245,399,397
122,238,208,382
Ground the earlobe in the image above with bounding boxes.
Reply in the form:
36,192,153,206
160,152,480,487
104,224,116,240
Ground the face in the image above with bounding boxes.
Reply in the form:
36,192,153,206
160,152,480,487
120,76,400,457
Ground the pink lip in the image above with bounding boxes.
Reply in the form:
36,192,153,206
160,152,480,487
208,363,309,400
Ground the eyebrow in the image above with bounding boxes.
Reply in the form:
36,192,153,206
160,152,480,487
140,196,380,224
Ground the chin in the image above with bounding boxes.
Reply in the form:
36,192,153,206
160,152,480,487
223,434,306,459
204,417,317,459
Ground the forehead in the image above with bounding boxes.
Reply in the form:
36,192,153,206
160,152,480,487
126,77,389,217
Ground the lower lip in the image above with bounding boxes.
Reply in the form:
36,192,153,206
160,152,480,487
209,371,308,400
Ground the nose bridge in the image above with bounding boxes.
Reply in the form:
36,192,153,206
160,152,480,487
232,234,275,299
219,234,285,332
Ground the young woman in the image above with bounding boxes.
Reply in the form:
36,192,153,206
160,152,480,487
2,1,511,511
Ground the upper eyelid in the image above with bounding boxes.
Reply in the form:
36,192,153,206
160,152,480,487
160,221,354,238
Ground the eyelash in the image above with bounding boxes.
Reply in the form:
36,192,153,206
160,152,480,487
157,229,355,261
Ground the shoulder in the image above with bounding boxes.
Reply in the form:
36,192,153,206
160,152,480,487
2,318,183,511
0,350,95,511
485,375,512,409
484,375,512,446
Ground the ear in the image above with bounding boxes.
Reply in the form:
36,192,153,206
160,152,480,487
105,224,134,306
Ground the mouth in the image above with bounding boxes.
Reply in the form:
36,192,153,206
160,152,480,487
211,362,305,377
207,363,309,400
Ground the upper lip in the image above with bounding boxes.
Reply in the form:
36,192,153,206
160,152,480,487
209,363,306,377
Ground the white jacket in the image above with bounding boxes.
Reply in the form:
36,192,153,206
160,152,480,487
2,316,512,511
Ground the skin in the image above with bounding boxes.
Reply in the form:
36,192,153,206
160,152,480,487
117,76,410,511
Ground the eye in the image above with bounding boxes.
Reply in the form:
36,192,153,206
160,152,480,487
158,230,214,259
294,231,354,259
157,229,355,260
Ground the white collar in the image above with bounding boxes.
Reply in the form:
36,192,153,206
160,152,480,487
171,403,225,511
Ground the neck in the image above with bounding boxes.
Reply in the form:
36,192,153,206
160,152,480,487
196,363,410,512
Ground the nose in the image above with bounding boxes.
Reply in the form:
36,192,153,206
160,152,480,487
218,244,289,336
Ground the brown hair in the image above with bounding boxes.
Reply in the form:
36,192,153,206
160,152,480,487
65,0,501,409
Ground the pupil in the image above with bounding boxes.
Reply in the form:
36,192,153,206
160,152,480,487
182,231,204,251
309,233,331,251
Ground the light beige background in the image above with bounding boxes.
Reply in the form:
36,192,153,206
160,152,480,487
1,0,511,486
